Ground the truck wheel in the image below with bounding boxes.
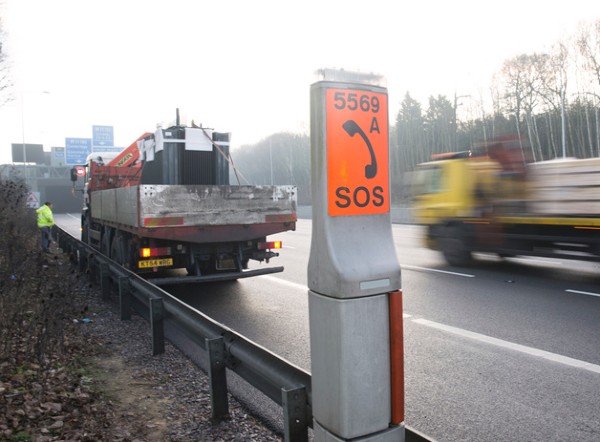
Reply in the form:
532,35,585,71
111,233,132,269
440,229,472,266
101,228,112,257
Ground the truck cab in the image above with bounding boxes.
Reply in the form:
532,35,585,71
411,144,600,267
412,155,501,225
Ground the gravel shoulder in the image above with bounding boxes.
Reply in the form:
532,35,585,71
81,281,283,441
1,246,282,441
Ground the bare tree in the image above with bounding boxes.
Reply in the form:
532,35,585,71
575,20,600,156
489,74,504,139
543,42,570,158
577,19,600,89
499,54,542,160
0,13,13,108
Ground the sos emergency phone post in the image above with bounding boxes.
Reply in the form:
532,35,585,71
308,69,405,441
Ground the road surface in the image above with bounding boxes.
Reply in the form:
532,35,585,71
55,214,600,441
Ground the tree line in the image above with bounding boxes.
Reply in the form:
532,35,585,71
231,19,600,205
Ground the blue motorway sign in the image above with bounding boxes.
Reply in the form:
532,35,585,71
65,138,92,165
92,125,114,147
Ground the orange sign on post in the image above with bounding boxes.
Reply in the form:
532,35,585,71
326,88,389,216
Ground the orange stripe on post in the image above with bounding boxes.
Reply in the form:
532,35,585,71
389,289,405,425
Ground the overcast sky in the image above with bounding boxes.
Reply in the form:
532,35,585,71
1,0,600,165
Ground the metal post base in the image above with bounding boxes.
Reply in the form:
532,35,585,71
314,420,404,442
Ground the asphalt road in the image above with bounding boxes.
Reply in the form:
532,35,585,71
55,214,600,441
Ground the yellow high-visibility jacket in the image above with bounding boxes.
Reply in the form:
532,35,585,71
36,204,54,228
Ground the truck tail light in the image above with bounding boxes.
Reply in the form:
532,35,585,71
258,241,282,250
140,247,171,257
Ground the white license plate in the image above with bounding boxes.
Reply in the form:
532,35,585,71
138,258,173,269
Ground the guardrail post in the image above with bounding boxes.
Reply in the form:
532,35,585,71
88,254,97,284
118,276,132,320
206,337,229,420
78,247,87,273
282,386,308,442
68,244,77,264
57,231,65,251
150,298,165,355
100,262,110,300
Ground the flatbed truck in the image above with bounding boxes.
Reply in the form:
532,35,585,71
411,136,600,266
71,117,297,284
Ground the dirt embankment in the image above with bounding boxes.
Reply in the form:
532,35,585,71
0,178,280,441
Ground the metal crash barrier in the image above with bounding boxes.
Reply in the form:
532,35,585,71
56,227,433,442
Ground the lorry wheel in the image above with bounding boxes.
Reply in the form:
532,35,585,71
101,228,112,257
111,233,132,269
440,230,472,266
110,235,123,264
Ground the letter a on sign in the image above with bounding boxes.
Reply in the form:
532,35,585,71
326,88,389,216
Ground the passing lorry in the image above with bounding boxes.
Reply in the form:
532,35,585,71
411,135,600,266
70,116,297,284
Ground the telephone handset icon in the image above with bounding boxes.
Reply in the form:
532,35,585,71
342,120,377,179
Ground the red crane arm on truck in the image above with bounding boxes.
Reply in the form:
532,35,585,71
88,132,152,191
107,132,152,168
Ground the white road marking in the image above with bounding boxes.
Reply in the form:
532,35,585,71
412,318,600,375
566,289,600,298
66,213,80,221
402,264,475,278
261,274,599,373
509,256,564,265
261,275,308,291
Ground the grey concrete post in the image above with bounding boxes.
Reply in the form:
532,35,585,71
308,69,404,441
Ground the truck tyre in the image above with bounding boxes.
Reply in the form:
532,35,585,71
110,234,124,265
110,233,132,269
440,228,472,266
101,228,112,257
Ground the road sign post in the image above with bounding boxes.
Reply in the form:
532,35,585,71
308,69,404,441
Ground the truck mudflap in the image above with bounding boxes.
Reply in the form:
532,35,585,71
146,266,284,286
